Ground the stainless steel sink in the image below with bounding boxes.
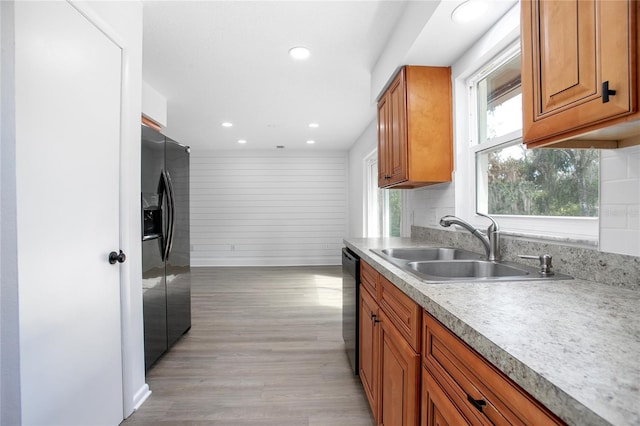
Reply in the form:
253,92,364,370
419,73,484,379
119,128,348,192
408,260,530,279
373,247,482,261
370,247,573,282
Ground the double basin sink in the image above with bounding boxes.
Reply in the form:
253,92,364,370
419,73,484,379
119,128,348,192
371,247,572,283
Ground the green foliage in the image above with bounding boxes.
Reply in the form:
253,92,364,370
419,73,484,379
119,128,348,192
389,190,401,237
486,148,598,217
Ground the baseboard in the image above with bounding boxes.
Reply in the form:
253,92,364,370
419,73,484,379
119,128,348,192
191,256,341,267
126,384,151,417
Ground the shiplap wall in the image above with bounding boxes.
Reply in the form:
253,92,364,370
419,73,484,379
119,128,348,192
191,150,347,266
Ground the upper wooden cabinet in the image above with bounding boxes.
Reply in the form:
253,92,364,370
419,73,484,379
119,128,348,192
521,0,640,148
377,66,453,188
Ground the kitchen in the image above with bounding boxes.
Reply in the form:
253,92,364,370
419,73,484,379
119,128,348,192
2,1,639,426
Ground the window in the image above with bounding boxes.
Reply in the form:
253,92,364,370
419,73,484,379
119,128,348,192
463,43,599,240
365,151,402,237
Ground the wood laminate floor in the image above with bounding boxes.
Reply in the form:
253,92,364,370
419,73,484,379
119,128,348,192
121,266,374,426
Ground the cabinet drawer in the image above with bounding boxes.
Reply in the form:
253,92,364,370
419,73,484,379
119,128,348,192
422,365,486,426
380,276,421,352
360,260,379,299
422,312,564,426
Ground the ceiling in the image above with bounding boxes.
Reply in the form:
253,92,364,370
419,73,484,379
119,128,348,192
142,0,517,151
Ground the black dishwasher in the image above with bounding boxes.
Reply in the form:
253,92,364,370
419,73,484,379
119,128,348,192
342,247,360,375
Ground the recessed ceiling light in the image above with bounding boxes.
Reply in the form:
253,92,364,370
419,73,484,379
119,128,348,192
288,46,310,60
308,123,319,128
221,122,233,128
306,140,316,145
451,0,488,23
237,139,247,144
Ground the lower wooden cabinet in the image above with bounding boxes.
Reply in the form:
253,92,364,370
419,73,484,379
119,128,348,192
422,366,483,426
359,284,379,416
422,312,565,426
379,309,420,426
358,260,565,426
359,261,420,426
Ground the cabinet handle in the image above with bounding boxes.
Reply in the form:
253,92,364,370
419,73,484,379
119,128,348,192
467,394,487,412
371,313,381,324
602,81,617,103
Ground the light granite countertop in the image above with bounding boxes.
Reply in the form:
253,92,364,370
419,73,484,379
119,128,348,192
344,237,640,426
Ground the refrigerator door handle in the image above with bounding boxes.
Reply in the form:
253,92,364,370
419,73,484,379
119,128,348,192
164,170,177,261
160,170,173,261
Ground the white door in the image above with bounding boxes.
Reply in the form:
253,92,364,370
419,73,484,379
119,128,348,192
15,2,124,424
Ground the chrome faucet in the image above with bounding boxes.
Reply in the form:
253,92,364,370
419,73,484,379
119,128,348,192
439,213,500,261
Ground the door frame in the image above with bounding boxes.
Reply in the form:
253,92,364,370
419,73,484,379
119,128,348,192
58,1,150,419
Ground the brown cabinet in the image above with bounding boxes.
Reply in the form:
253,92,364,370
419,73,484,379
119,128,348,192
361,260,380,299
422,366,484,426
421,311,565,426
358,260,421,425
522,0,640,148
359,284,379,416
377,66,453,188
379,309,420,426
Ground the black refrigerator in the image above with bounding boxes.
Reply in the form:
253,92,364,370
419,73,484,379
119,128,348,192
141,124,191,371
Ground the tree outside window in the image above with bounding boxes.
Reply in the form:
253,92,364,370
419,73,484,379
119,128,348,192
473,49,599,219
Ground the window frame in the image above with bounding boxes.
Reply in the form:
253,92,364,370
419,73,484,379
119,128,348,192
364,151,380,237
453,30,599,244
363,149,409,238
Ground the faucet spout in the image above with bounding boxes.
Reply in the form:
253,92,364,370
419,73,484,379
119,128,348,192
439,214,501,261
477,213,501,262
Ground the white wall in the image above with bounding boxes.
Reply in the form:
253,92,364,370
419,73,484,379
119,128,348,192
191,149,347,266
347,120,377,238
600,145,640,256
370,1,439,101
1,2,22,424
407,183,455,228
142,80,167,127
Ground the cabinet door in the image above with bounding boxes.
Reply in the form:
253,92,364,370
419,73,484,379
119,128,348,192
377,94,391,187
522,0,635,145
387,70,408,186
359,285,380,419
379,310,420,426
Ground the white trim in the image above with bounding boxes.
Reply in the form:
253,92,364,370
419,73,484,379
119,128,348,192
68,0,145,419
400,191,411,237
130,384,151,413
452,3,598,244
364,149,379,237
472,129,522,153
191,257,342,267
68,1,126,48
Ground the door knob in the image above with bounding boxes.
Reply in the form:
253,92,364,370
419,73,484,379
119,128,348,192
108,250,126,264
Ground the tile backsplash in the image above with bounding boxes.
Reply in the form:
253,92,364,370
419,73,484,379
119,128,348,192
412,225,639,291
600,145,640,257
